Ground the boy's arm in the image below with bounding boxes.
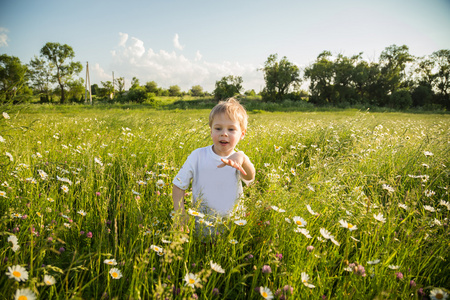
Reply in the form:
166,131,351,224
218,151,255,182
172,185,189,231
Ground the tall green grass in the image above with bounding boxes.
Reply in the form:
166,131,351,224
1,108,449,299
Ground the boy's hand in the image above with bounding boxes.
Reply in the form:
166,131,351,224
217,152,247,175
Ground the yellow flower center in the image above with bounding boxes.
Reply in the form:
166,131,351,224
18,296,27,300
348,224,354,228
46,280,52,284
239,222,243,225
436,294,443,299
189,278,195,284
296,221,302,226
262,292,268,297
13,271,21,278
112,272,118,278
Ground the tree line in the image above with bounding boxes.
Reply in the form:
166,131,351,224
1,42,449,109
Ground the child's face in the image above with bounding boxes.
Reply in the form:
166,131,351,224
210,112,245,157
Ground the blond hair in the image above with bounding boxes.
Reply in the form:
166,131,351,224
209,98,248,130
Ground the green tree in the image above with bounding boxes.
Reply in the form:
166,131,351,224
130,77,140,90
430,49,450,108
115,77,125,94
213,75,243,100
145,81,159,94
66,78,85,102
28,55,52,102
0,54,29,102
190,85,204,97
168,85,181,97
304,51,335,105
100,81,114,98
40,42,82,103
260,54,301,102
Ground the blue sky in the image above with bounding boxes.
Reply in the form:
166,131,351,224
1,0,449,92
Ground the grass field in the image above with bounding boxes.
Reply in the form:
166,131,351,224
1,105,449,299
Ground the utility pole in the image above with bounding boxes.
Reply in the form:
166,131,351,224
85,62,92,105
112,71,115,99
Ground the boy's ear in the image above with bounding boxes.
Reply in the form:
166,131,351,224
240,129,246,140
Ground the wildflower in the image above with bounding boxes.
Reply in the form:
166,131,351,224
104,259,118,265
109,268,123,279
306,204,318,215
3,112,10,119
8,235,18,245
0,190,7,198
43,274,56,285
388,265,400,270
285,217,291,223
330,237,341,246
260,286,274,299
271,205,286,213
306,245,314,252
423,151,433,157
274,145,282,152
382,184,395,193
6,152,13,161
395,272,404,280
301,272,315,288
423,205,435,212
187,208,205,218
339,220,357,231
86,232,93,238
261,265,272,274
294,227,312,238
6,265,28,282
319,228,333,240
276,253,283,260
367,259,381,265
150,245,164,254
61,185,69,193
234,219,247,226
212,288,220,296
373,213,386,223
398,203,408,210
210,261,225,273
14,288,36,300
184,272,199,288
307,184,315,192
63,223,71,228
439,200,450,211
156,179,165,189
0,135,4,143
77,210,87,216
293,216,307,227
229,239,238,244
430,288,448,300
424,190,436,197
94,157,103,166
47,197,55,202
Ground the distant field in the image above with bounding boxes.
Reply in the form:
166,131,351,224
1,106,449,299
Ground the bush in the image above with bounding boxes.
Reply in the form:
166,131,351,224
390,89,412,109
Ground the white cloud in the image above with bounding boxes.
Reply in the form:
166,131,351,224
105,32,263,92
91,63,111,82
118,32,128,47
173,33,184,51
0,27,9,48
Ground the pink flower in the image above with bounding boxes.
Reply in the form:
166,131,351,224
96,192,101,196
87,232,93,238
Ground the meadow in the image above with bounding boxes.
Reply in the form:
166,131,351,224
1,105,449,300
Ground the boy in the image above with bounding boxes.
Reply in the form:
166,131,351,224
172,98,255,231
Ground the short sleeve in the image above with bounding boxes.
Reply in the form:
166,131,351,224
172,151,195,190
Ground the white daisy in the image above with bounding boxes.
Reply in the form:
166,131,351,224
294,227,312,238
3,112,10,119
319,228,333,240
373,213,386,223
61,185,69,193
271,205,286,213
382,184,395,193
398,203,408,210
77,210,87,216
423,151,433,157
210,261,225,273
184,272,199,288
43,274,56,285
150,245,164,254
229,239,238,244
338,220,357,231
6,265,28,282
388,265,400,270
14,288,36,300
109,268,122,279
187,208,205,218
234,219,247,226
301,272,315,288
367,259,381,265
306,204,318,215
260,286,274,299
430,288,448,300
156,179,165,189
293,216,307,227
104,259,117,266
423,205,436,212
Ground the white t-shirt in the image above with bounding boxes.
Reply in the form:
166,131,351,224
173,145,253,217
